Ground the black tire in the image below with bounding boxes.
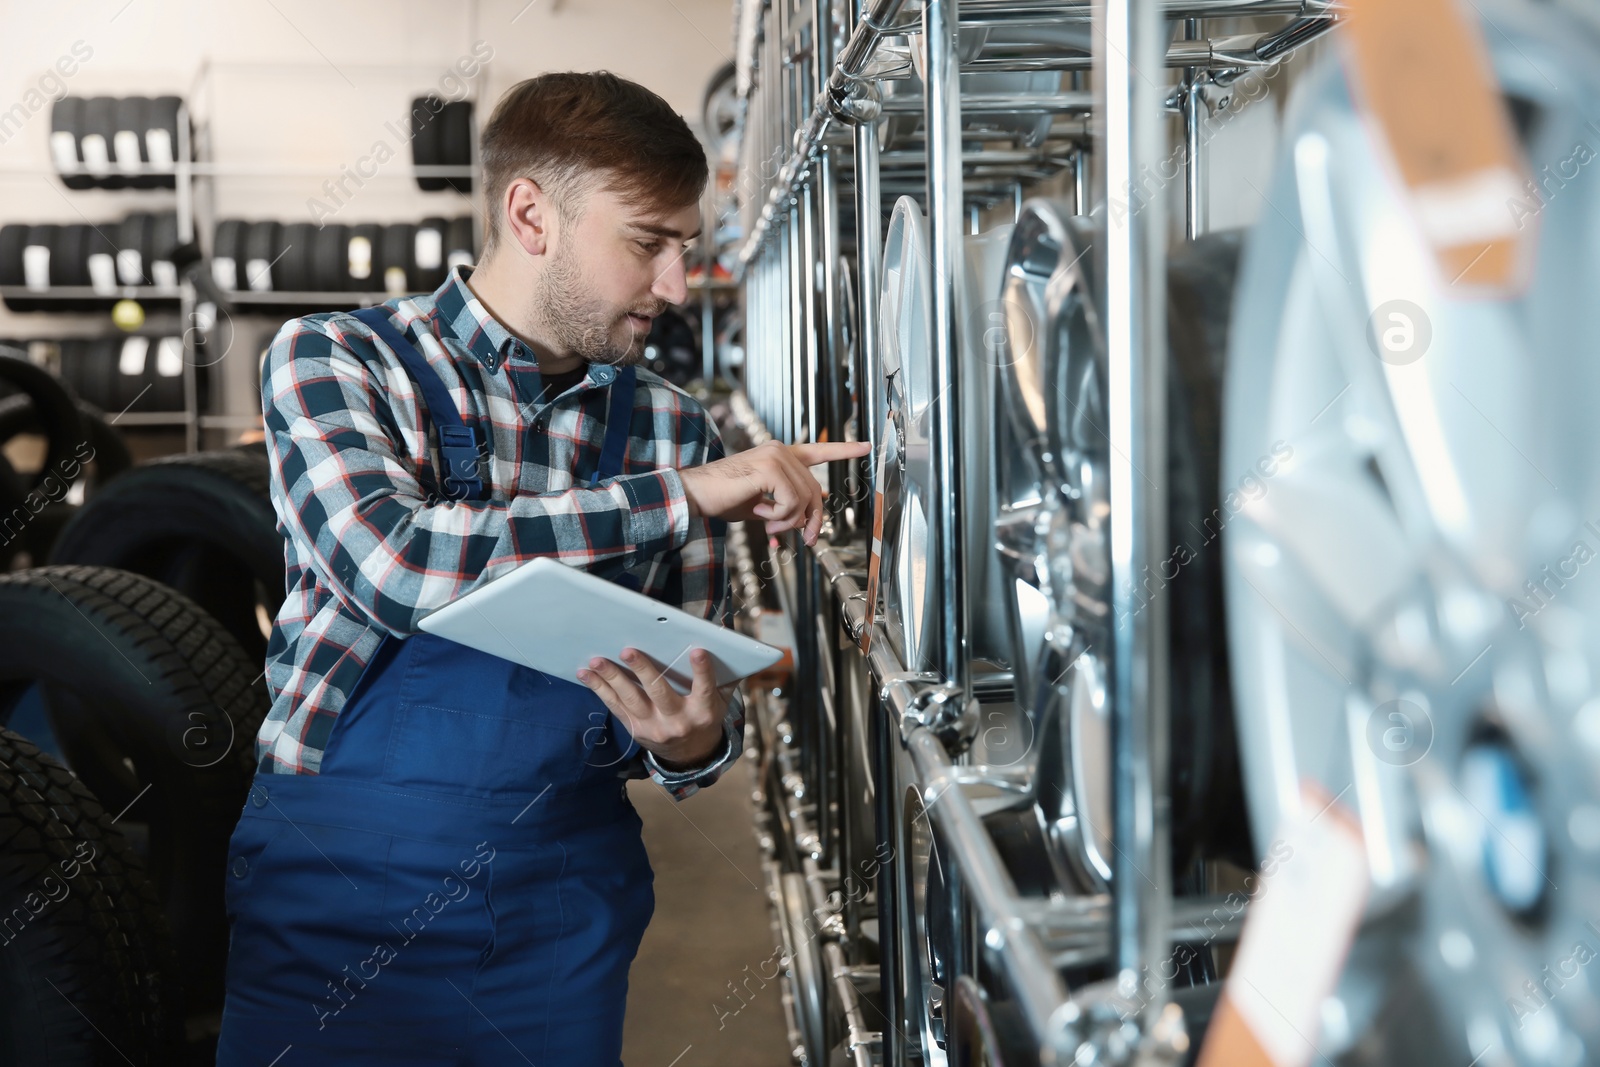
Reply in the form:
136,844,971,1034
439,100,474,193
147,211,180,291
145,95,183,190
80,96,124,190
51,224,91,311
346,222,382,291
49,449,283,665
0,224,31,312
445,215,475,271
0,390,132,494
112,335,152,414
56,337,117,414
211,219,246,291
49,96,92,191
380,222,417,294
0,350,84,497
312,222,350,291
48,343,77,403
0,225,26,286
115,95,151,189
1164,229,1253,873
242,220,280,292
410,94,446,191
50,224,90,288
95,338,121,414
85,224,118,309
0,727,186,1064
273,221,315,296
0,346,84,569
51,340,86,410
948,977,1041,1067
0,565,271,1018
414,215,449,291
24,225,59,314
93,338,121,415
118,212,153,286
147,337,185,413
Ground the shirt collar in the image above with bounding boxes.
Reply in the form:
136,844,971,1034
432,264,518,370
430,264,620,387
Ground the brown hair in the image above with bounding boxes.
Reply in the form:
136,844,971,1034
479,71,708,254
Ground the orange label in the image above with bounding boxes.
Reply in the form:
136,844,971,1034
1341,0,1534,289
1196,781,1369,1067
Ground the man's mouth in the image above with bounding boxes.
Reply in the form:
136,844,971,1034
626,312,655,332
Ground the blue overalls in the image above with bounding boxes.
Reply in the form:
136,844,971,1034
217,307,653,1066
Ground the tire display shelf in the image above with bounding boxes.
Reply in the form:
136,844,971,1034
0,59,487,453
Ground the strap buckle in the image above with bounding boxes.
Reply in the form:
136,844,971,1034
437,424,484,499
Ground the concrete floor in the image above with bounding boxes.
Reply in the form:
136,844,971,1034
623,756,792,1067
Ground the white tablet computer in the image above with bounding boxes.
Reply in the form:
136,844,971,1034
416,557,782,693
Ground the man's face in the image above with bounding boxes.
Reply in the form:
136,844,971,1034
532,185,701,366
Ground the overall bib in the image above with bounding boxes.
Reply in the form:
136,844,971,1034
217,308,653,1066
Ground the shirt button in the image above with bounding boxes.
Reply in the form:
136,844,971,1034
250,785,269,808
231,856,250,878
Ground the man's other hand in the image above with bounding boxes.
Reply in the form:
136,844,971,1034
578,647,733,771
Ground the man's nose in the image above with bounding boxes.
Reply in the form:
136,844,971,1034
652,251,689,307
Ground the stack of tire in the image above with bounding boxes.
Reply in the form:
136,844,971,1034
0,348,131,569
49,95,193,190
55,334,193,414
211,215,477,304
409,96,473,193
0,346,284,1063
0,212,185,311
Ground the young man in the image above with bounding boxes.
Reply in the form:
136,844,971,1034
217,71,866,1066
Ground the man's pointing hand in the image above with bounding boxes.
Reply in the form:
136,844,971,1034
678,440,872,545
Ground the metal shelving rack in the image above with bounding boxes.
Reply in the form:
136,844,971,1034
727,1,1337,1064
179,59,486,452
0,60,485,450
0,98,202,445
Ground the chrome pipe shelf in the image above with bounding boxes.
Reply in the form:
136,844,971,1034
957,0,1336,21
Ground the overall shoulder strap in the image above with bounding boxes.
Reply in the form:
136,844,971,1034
350,306,485,501
590,364,638,486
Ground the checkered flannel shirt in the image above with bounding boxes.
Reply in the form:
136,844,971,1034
255,264,742,800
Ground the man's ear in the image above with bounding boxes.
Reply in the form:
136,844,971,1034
502,177,555,257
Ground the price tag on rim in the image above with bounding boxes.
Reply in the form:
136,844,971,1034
1339,0,1536,292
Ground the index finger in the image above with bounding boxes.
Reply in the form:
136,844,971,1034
789,441,872,465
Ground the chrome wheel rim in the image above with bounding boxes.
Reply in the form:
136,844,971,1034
1224,10,1600,1062
996,203,1116,892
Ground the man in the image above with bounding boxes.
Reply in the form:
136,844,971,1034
217,71,866,1066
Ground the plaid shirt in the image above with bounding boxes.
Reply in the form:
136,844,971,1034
256,264,742,800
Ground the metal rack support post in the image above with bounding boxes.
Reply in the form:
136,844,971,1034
1096,0,1173,1030
924,0,972,698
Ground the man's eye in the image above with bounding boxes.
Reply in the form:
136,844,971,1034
637,241,659,255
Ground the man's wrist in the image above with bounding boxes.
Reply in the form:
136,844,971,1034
676,466,702,517
650,730,725,773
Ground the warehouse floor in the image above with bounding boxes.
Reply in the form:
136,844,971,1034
624,757,790,1067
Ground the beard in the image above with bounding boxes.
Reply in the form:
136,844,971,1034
530,241,664,366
